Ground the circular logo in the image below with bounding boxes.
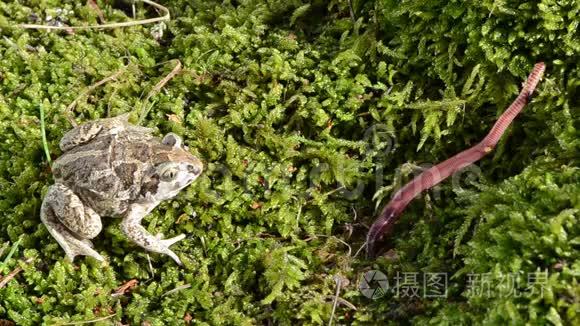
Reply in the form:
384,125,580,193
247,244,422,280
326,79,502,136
359,270,388,299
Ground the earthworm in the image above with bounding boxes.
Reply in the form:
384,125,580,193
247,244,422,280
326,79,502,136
366,62,546,257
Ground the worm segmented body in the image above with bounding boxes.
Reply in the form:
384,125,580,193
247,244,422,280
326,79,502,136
366,63,546,257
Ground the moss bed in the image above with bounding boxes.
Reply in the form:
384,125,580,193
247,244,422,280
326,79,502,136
0,0,578,325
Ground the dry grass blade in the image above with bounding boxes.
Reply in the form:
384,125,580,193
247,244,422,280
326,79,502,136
328,275,346,326
86,0,105,23
162,284,191,297
65,67,127,126
353,242,367,259
325,296,357,310
56,313,117,326
0,258,33,289
138,60,182,123
146,254,155,278
19,0,168,30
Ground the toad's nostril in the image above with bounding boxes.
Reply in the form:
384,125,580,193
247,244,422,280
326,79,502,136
188,164,201,175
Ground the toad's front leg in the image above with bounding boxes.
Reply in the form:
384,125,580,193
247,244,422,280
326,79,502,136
120,203,185,265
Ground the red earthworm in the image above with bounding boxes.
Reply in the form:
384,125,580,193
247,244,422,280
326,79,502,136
366,62,546,257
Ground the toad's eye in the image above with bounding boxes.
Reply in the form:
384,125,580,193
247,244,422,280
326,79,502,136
160,168,177,181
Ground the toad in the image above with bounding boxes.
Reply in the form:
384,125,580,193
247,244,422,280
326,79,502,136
40,114,203,265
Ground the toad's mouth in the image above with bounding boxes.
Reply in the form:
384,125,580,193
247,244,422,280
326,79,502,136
179,176,198,189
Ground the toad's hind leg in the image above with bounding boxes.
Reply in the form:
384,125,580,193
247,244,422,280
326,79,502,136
40,184,104,262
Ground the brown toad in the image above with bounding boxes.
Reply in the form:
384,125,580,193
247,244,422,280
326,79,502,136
40,114,203,265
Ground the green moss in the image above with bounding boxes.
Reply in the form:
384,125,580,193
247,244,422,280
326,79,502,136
0,0,578,324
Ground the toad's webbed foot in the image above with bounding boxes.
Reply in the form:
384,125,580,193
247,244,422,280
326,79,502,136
120,204,185,265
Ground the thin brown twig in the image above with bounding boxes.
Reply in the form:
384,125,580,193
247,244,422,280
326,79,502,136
65,67,127,126
328,275,344,326
138,59,182,123
19,0,168,30
353,242,367,259
0,258,33,288
144,60,182,102
325,295,357,311
86,0,105,23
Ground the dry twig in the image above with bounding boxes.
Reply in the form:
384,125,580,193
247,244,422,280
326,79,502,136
65,67,127,126
325,296,357,310
138,59,182,123
328,275,349,326
19,0,169,30
86,0,105,23
0,258,33,288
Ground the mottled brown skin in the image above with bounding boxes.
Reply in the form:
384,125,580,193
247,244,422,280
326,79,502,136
41,114,203,265
366,62,546,257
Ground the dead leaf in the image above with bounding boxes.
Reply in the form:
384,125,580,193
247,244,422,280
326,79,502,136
113,279,138,296
166,114,182,124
